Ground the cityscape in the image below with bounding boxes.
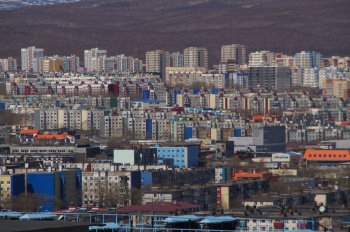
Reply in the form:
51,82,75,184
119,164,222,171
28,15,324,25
0,1,350,232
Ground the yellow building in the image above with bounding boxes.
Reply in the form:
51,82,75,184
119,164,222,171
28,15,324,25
41,58,64,72
0,174,25,206
0,175,11,201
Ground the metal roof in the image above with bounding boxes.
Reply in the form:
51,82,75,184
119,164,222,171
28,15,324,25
19,213,57,220
164,215,200,223
199,216,237,224
89,222,121,231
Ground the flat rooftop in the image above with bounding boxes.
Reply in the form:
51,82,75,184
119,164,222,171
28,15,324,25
0,220,91,232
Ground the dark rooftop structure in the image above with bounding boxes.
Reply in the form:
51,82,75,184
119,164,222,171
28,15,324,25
0,220,91,232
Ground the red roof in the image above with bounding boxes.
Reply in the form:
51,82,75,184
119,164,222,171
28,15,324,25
34,134,70,139
20,129,39,134
116,202,199,213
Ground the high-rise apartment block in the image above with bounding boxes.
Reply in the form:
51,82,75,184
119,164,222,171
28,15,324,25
21,46,44,72
170,52,184,67
221,44,246,65
295,51,322,68
115,54,143,73
249,51,277,66
41,57,64,73
183,47,208,69
84,48,108,72
248,65,290,90
146,50,170,80
0,57,17,72
323,79,350,98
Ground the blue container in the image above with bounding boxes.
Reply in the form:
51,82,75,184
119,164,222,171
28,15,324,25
142,90,150,100
185,127,193,139
234,128,242,137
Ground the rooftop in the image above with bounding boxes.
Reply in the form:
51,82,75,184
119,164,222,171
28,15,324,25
116,202,199,213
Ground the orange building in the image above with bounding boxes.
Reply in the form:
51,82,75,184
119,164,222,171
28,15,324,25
303,149,350,162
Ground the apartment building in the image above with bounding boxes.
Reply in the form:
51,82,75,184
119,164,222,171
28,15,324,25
323,79,350,98
34,109,104,131
170,52,184,67
84,48,107,72
302,68,319,88
82,170,141,207
0,174,25,206
146,50,170,80
142,185,217,210
249,51,270,66
41,57,64,73
0,57,17,72
248,65,290,90
276,56,295,70
221,44,246,65
21,46,44,72
183,47,208,69
295,51,322,68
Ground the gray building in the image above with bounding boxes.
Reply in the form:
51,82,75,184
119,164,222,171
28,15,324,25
229,126,286,153
248,65,290,90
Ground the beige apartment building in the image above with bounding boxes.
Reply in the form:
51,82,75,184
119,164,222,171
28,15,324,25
183,47,208,69
146,50,170,80
221,44,246,65
323,79,350,98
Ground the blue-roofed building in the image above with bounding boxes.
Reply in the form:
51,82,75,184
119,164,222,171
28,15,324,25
155,144,199,168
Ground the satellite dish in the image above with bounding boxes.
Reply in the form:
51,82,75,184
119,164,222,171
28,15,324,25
319,206,326,213
334,185,339,190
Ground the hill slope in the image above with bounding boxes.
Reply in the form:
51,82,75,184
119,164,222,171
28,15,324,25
0,0,349,66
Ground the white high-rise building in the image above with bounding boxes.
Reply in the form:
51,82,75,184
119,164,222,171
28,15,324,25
21,46,44,72
116,54,129,72
249,51,269,66
128,57,143,73
84,48,107,72
302,68,319,88
116,55,143,73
